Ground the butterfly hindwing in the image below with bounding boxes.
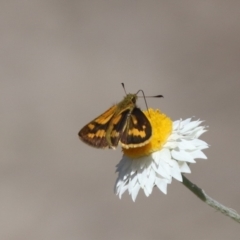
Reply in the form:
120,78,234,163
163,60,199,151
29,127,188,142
120,107,152,148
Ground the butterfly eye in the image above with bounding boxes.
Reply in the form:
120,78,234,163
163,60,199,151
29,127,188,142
131,97,136,104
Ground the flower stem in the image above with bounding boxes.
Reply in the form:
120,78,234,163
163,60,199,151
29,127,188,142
182,174,240,224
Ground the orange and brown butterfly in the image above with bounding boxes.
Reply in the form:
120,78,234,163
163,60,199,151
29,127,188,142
78,84,163,149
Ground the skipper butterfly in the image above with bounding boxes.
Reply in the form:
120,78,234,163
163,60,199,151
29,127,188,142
78,85,163,149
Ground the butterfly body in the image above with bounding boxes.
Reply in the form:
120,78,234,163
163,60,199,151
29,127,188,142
79,93,152,149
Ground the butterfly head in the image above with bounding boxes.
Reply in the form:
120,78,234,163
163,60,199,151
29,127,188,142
125,93,138,103
117,93,138,110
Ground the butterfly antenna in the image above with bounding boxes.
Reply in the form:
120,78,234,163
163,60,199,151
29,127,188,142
136,90,164,116
121,83,128,95
140,94,164,98
136,89,150,114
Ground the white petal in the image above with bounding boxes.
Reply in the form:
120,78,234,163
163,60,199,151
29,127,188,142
151,160,169,179
178,139,197,150
192,139,208,147
181,120,202,133
118,182,128,198
129,173,138,189
164,141,178,148
191,150,207,159
171,150,196,163
154,148,171,162
195,129,207,138
131,184,141,202
171,169,182,181
181,118,192,126
178,162,191,173
167,133,180,141
173,120,180,129
169,160,182,181
157,161,171,179
155,178,168,194
145,171,155,196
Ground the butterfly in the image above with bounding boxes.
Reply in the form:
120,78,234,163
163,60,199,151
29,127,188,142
78,85,163,149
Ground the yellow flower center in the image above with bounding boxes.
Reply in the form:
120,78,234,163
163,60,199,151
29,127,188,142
122,108,172,159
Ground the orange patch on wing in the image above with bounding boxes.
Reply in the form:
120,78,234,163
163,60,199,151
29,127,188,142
87,133,95,139
95,106,116,124
88,123,95,130
128,128,146,137
131,115,138,125
111,130,120,137
95,130,106,138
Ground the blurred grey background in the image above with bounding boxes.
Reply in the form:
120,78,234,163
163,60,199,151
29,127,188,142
1,1,240,239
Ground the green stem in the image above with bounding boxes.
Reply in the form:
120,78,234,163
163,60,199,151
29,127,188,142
182,174,240,224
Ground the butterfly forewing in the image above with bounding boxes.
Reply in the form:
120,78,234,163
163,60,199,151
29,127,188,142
110,109,131,148
78,105,117,148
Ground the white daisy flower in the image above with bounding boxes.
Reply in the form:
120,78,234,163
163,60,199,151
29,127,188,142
114,109,208,201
